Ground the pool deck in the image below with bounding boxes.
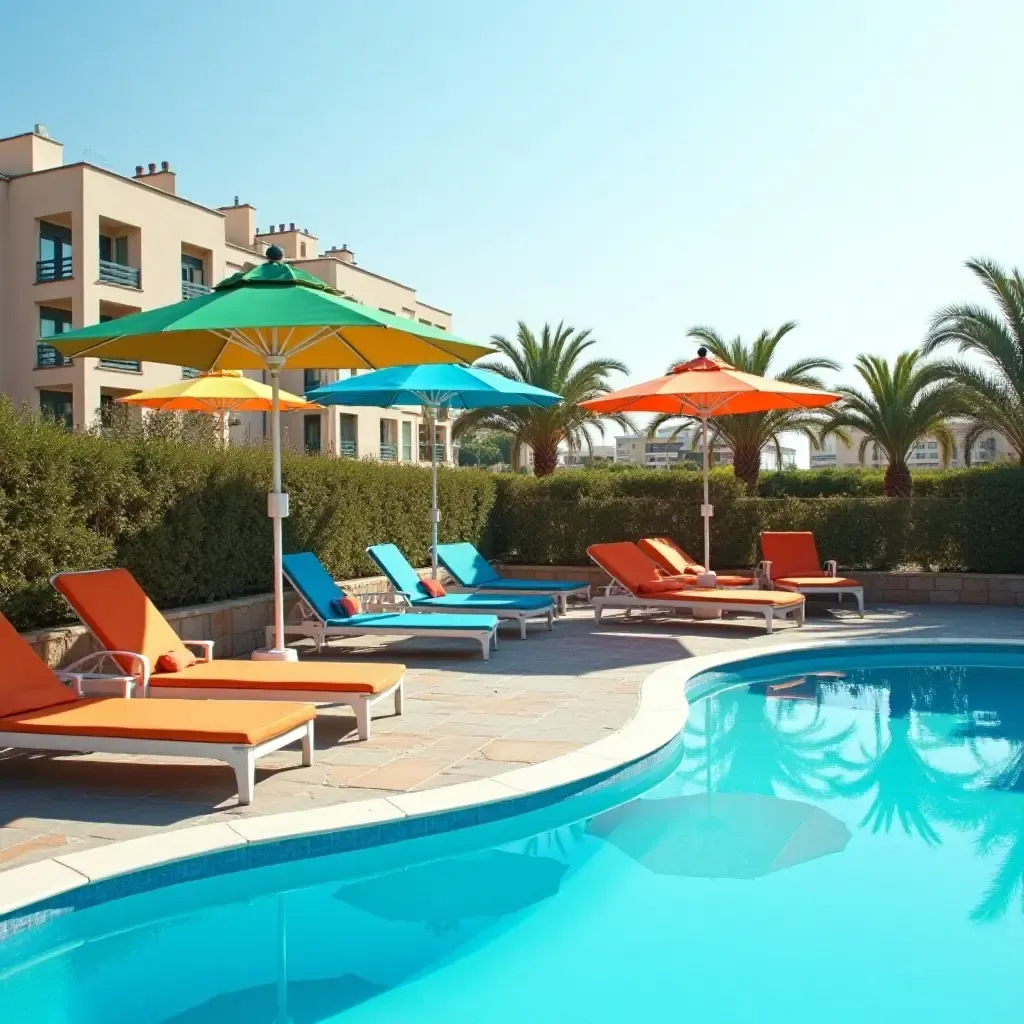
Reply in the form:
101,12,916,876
2,601,1022,874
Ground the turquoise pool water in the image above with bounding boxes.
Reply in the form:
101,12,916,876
4,644,1024,1022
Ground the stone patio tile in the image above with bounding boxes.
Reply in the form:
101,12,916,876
351,758,452,791
0,831,69,866
444,756,533,778
481,739,579,763
419,735,489,761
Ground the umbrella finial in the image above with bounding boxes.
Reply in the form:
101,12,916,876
697,346,708,358
266,244,284,262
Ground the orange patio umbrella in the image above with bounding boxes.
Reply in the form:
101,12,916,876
581,347,839,572
117,369,320,442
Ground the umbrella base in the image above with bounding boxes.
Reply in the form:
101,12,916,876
251,647,299,663
692,606,722,620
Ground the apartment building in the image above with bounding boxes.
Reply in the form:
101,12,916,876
810,422,1016,470
0,126,455,463
614,427,796,470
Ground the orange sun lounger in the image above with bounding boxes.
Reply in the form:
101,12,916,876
637,537,758,588
0,612,314,804
759,532,864,615
51,568,405,740
587,542,804,633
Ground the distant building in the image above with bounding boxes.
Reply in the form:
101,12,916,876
614,427,795,471
558,445,615,468
810,422,1016,470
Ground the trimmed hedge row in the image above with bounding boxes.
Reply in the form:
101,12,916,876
0,401,495,631
757,465,1024,498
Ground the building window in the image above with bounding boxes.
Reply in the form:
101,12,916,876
38,222,72,282
378,307,396,315
300,242,307,257
96,313,140,372
303,369,323,392
338,413,357,458
39,389,73,429
380,418,398,461
303,414,321,453
401,421,413,461
38,306,74,368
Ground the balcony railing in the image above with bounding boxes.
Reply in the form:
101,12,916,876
36,344,73,368
338,440,357,459
304,369,325,392
36,257,73,283
419,443,447,462
379,443,398,462
182,281,211,300
182,367,202,380
99,359,141,372
98,260,141,288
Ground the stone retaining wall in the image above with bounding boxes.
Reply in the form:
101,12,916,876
25,563,1024,668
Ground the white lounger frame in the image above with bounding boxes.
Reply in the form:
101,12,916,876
0,720,313,806
444,581,590,616
277,584,499,661
759,558,865,617
588,565,805,635
388,591,555,640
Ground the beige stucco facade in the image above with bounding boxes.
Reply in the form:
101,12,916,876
0,127,455,464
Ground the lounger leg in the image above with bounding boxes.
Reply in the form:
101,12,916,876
519,617,527,640
547,609,554,631
797,602,805,626
301,721,314,766
594,602,603,624
765,609,774,634
395,679,405,715
481,635,491,660
233,751,256,806
355,700,371,741
857,590,865,617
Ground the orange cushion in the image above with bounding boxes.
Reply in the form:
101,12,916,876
52,569,192,673
638,537,700,577
587,542,664,593
419,578,447,598
636,588,805,607
330,596,361,618
775,576,861,589
152,659,405,694
760,532,823,580
638,578,692,595
157,649,196,673
0,613,80,717
0,697,316,746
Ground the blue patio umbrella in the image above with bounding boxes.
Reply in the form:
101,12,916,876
307,364,561,576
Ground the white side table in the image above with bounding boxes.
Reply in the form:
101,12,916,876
60,673,137,698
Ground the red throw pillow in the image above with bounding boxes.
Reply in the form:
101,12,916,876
637,578,688,596
419,578,447,598
156,649,197,673
330,595,361,618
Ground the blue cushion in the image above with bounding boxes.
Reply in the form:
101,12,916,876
328,612,499,631
367,543,425,596
474,579,586,593
282,552,348,623
410,593,554,612
434,542,500,586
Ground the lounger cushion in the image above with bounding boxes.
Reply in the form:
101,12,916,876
283,553,349,623
775,576,862,590
419,578,447,598
0,613,79,717
640,588,805,608
158,649,196,673
411,593,553,612
434,542,501,586
638,537,702,576
53,569,194,673
638,578,692,595
472,578,587,593
0,697,316,746
152,660,404,694
760,532,827,580
326,612,499,631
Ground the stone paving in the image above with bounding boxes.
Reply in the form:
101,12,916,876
2,600,1023,872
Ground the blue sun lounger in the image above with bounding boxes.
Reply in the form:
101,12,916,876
280,553,499,660
434,542,590,615
367,544,556,639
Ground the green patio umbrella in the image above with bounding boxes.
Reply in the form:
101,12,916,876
51,247,492,660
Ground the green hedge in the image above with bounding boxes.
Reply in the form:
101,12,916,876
0,400,495,631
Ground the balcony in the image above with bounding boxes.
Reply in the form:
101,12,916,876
379,443,398,462
36,257,73,283
338,440,357,459
99,260,141,289
304,369,325,392
182,367,202,380
419,444,448,462
99,359,141,372
36,344,73,369
182,281,211,300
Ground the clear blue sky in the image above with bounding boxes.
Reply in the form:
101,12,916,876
6,1,1024,459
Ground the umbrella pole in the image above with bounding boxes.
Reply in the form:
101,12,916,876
430,406,440,579
254,354,297,661
701,413,712,571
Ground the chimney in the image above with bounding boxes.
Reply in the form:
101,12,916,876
148,162,156,173
278,223,285,233
330,243,355,265
289,222,295,231
161,160,169,172
219,200,257,248
234,196,239,206
135,165,144,176
136,159,176,195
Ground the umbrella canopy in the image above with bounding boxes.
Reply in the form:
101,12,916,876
51,247,492,661
588,793,850,880
581,347,839,570
116,369,318,412
308,364,561,576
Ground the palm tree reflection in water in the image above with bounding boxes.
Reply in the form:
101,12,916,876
678,667,1024,921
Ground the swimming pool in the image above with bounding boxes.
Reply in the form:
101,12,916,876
3,642,1024,1022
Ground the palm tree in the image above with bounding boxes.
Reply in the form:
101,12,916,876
649,323,839,492
924,258,1024,465
451,321,631,476
818,350,964,497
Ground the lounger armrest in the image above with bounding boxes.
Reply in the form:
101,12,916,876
54,671,85,696
825,560,838,577
182,639,215,662
756,560,772,585
65,650,151,690
363,590,408,612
